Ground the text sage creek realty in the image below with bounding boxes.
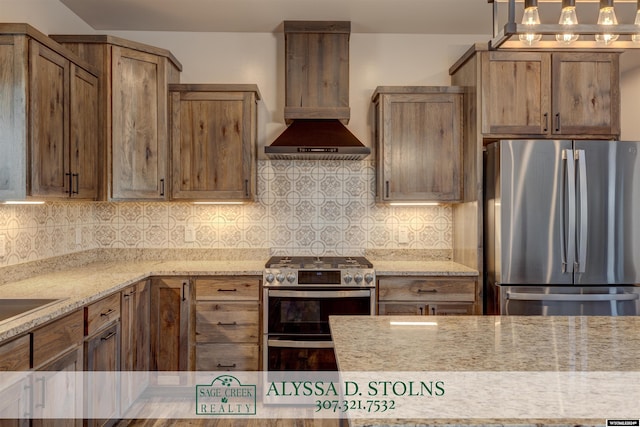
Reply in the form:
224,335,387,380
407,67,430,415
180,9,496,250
266,380,446,397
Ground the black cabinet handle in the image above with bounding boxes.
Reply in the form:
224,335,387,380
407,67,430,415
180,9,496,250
160,178,165,197
555,113,561,132
65,172,73,196
182,281,188,301
100,308,116,317
217,363,237,368
244,179,249,197
217,321,238,326
72,173,79,195
217,288,238,293
543,112,549,132
101,331,117,341
417,289,438,293
385,181,390,199
36,377,46,409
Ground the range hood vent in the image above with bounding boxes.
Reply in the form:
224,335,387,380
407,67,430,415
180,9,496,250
265,119,371,160
265,21,370,160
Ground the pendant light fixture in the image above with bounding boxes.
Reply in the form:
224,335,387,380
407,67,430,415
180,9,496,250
633,0,640,43
595,0,620,44
518,0,542,45
556,0,580,45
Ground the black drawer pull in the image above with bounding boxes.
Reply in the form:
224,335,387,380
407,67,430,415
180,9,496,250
217,289,238,292
100,308,116,316
417,289,438,293
217,363,237,368
101,331,117,341
217,321,238,326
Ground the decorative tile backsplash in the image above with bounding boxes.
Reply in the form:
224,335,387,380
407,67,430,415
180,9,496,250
0,160,452,267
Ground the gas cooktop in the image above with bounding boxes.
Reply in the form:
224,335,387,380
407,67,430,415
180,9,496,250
265,256,373,270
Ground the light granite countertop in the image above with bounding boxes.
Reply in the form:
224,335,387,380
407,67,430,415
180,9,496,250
0,249,477,342
0,259,266,342
371,260,478,276
329,315,640,426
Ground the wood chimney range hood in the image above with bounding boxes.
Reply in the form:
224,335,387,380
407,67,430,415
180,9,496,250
265,21,371,160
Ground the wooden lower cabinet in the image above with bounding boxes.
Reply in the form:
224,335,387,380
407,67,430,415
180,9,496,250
32,347,84,427
0,335,31,427
30,310,84,427
194,277,261,371
377,276,478,315
84,295,121,427
120,280,150,410
150,277,193,371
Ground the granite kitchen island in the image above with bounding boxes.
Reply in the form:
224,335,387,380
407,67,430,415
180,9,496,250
329,315,640,427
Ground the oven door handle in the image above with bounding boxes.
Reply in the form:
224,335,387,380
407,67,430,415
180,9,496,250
268,289,371,298
268,339,334,349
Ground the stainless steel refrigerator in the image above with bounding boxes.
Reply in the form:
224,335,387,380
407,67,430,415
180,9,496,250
485,139,640,315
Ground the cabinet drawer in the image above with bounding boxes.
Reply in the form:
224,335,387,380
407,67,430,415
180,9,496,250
196,343,259,371
85,292,121,336
32,310,84,368
378,302,427,316
0,335,30,371
378,277,476,302
196,277,260,301
428,303,474,316
195,302,259,343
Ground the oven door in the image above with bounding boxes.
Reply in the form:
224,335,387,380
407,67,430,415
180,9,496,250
266,289,373,336
266,336,337,371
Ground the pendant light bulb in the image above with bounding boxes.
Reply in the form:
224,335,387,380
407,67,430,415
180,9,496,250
519,0,542,46
556,0,579,45
633,0,640,43
595,0,619,45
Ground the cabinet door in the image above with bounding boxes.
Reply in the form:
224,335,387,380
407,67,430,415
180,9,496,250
111,46,167,200
29,40,70,198
551,52,620,136
481,51,551,135
171,91,255,200
69,64,99,199
379,93,462,202
32,346,83,427
120,280,150,410
150,278,192,371
84,323,120,427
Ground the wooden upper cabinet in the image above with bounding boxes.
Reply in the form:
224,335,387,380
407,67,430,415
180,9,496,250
481,51,550,136
169,84,260,201
551,52,620,136
372,87,463,203
0,24,99,201
284,21,350,123
50,34,182,201
481,50,620,138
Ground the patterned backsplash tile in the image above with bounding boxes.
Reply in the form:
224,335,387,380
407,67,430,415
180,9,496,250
0,160,453,266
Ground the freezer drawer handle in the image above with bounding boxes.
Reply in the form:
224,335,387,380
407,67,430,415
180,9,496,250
507,292,639,302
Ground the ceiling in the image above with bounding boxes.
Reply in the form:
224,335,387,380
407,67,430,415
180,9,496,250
57,0,494,34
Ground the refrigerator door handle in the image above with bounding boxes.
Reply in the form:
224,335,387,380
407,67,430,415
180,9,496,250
506,292,639,302
576,149,588,273
563,149,576,273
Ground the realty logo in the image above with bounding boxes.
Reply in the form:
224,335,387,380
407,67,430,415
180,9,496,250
196,375,257,416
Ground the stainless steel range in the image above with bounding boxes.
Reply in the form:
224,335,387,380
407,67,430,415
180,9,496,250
263,256,376,371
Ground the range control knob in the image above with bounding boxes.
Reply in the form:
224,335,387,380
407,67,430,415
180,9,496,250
286,273,296,283
265,273,275,283
343,273,353,284
364,273,374,284
276,273,285,283
354,273,364,284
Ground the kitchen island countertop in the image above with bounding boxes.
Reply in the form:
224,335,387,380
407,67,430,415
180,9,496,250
329,315,640,426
